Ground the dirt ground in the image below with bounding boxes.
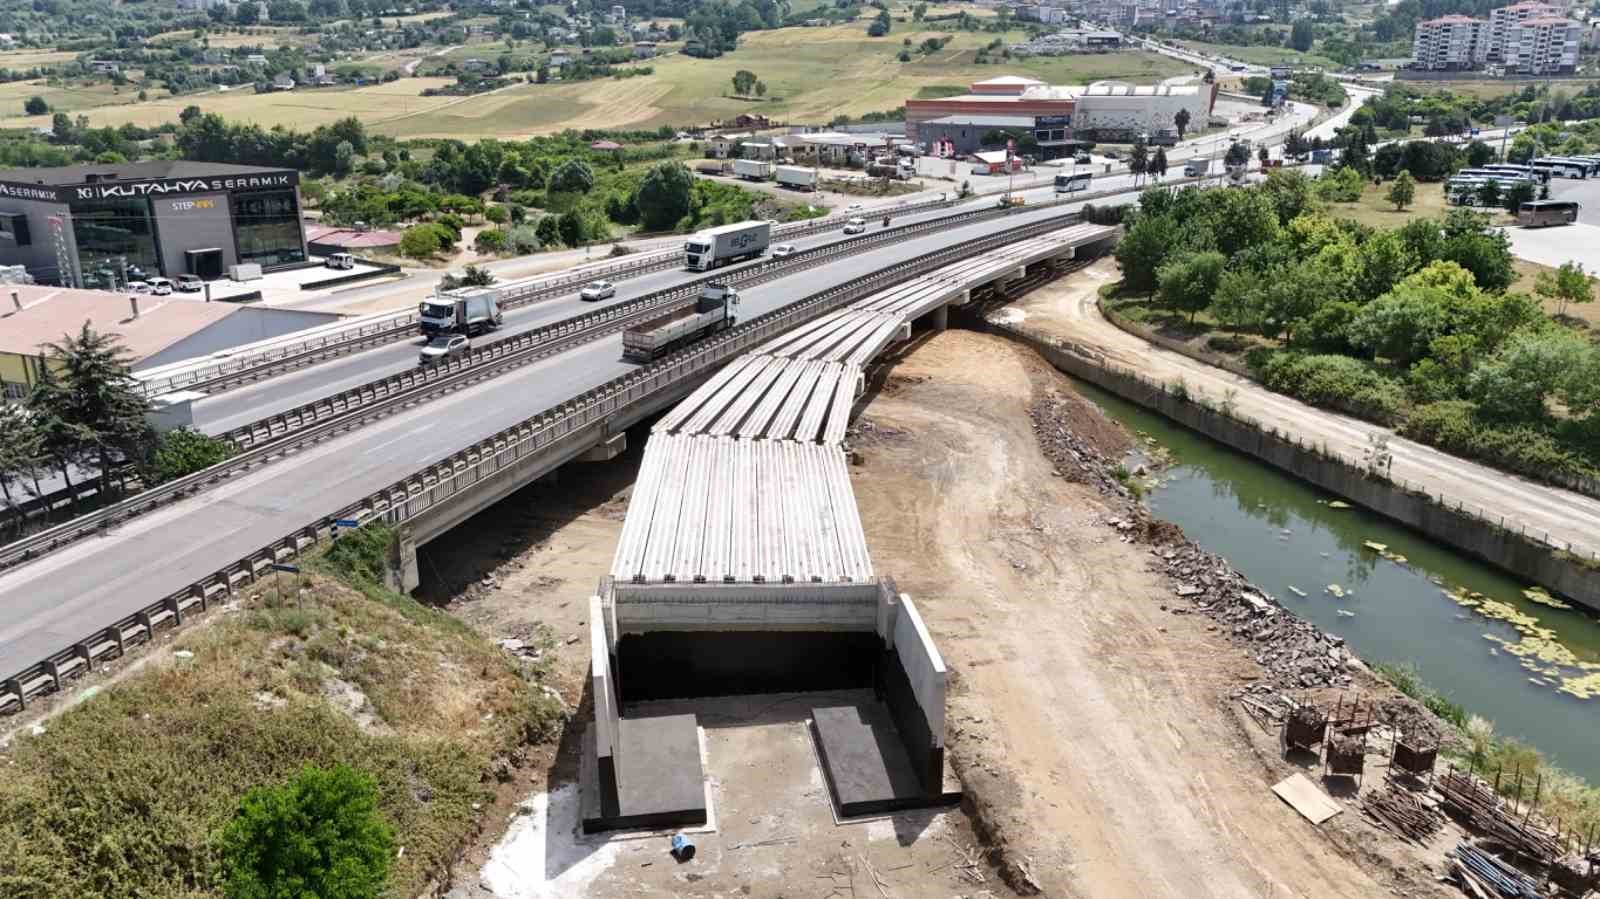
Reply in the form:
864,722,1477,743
422,310,1452,896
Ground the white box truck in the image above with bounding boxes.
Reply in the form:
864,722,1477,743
684,220,770,271
775,165,817,190
732,158,774,181
1184,158,1212,177
419,287,504,337
622,283,739,362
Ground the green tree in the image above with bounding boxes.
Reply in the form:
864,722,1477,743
755,80,766,97
0,405,45,516
1475,179,1500,210
731,70,757,95
1352,229,1418,302
868,8,890,36
1129,141,1148,185
1290,19,1314,52
1115,213,1180,293
142,428,236,486
220,764,393,899
398,223,442,259
633,160,694,231
548,158,594,194
1385,169,1415,211
333,140,355,176
1465,140,1496,167
1173,107,1191,141
1468,329,1590,423
913,2,927,20
1534,260,1595,318
557,210,584,246
23,96,46,115
484,204,508,225
32,325,153,496
1224,140,1250,168
179,104,203,124
1502,180,1535,214
1349,280,1458,366
534,215,561,247
474,229,508,254
1156,250,1226,324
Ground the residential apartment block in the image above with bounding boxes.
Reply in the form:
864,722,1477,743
1412,15,1489,70
1487,1,1563,59
1504,15,1584,72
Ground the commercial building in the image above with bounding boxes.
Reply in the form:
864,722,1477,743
1504,14,1584,72
0,161,308,289
1412,15,1489,70
1072,81,1213,139
0,285,336,401
1487,1,1563,60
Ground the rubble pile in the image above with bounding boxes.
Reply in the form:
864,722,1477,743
1028,394,1135,498
1152,541,1356,691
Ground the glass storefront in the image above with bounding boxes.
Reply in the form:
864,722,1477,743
230,188,305,267
70,197,162,288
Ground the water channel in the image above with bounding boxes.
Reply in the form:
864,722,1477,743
1068,379,1600,782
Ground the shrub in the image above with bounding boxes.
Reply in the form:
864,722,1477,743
1259,353,1405,423
1401,402,1592,482
142,427,236,485
220,763,393,899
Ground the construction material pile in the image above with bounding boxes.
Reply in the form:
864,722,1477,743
1361,786,1443,843
1448,842,1548,898
1438,771,1562,863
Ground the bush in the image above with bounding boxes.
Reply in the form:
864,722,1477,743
473,229,508,254
142,427,236,485
220,763,394,899
1258,352,1405,423
1401,401,1593,482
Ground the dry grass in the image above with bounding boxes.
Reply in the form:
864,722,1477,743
1325,179,1516,230
0,49,80,68
1396,78,1600,101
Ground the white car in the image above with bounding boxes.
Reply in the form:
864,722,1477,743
580,280,616,301
771,243,797,258
147,277,174,296
174,274,204,293
419,334,470,365
846,203,864,212
843,218,867,235
126,280,152,294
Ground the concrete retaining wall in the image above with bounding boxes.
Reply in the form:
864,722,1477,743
988,322,1600,613
611,581,881,632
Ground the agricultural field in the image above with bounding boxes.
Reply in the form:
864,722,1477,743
148,26,321,49
0,78,143,118
1173,38,1342,70
0,25,1194,138
1396,77,1600,100
0,49,81,69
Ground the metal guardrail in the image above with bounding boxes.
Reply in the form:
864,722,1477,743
0,200,1002,576
133,197,956,398
0,209,1082,714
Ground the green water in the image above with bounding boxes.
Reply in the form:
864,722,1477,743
1071,379,1600,782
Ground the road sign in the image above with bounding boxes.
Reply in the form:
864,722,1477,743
270,563,300,573
333,518,360,528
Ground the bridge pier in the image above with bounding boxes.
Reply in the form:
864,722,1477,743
386,523,419,594
580,432,628,462
928,304,949,332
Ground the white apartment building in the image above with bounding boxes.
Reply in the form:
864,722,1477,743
1504,15,1584,73
1412,15,1489,69
1487,1,1562,60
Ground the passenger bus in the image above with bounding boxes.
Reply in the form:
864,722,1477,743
1516,199,1580,227
1054,171,1093,193
1480,164,1545,183
1531,157,1588,179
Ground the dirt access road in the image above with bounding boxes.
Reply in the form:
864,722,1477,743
850,330,1438,899
1002,260,1600,561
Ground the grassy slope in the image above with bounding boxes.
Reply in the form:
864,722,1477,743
0,527,560,898
1171,38,1341,71
0,24,1193,137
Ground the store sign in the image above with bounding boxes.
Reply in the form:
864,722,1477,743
170,198,219,213
0,180,67,203
73,172,298,201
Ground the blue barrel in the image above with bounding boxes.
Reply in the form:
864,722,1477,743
670,833,695,861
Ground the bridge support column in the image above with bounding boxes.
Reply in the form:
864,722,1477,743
386,523,419,594
580,432,628,463
929,304,949,332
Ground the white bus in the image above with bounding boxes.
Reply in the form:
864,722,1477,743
1480,164,1545,183
1054,171,1093,193
1531,157,1588,179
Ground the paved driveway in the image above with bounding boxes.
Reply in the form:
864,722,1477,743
1503,221,1600,271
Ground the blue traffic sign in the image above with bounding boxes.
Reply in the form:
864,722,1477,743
333,518,360,528
270,563,300,573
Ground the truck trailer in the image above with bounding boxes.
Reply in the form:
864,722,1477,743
622,283,739,362
420,287,503,337
775,165,817,191
732,158,774,181
684,220,771,271
1183,157,1212,177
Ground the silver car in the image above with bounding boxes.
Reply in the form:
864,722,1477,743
771,243,797,258
419,334,470,365
579,280,616,301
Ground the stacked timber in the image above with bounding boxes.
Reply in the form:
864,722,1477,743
1360,786,1442,843
1438,771,1561,863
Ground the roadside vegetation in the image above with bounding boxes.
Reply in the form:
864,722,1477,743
1112,170,1600,489
0,521,563,898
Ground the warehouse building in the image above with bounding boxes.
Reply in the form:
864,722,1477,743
0,161,308,289
904,75,1215,153
0,284,337,401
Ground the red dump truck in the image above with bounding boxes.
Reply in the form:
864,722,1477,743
622,283,739,362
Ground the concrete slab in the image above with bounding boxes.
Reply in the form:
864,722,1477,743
582,714,707,833
812,703,961,817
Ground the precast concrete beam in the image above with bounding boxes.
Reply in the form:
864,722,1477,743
580,432,628,462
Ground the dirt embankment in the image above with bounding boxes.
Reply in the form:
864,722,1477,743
848,329,1450,899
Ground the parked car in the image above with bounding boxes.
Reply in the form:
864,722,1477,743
126,280,152,294
580,280,616,301
846,202,864,212
1075,152,1092,164
147,277,174,296
325,252,356,270
843,218,867,235
418,334,470,365
174,274,204,293
771,243,797,258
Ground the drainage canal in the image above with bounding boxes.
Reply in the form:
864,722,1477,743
1069,378,1600,782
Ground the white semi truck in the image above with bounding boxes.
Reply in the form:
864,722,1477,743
419,287,504,337
732,159,774,180
1184,157,1212,177
622,283,739,362
775,165,817,191
683,220,770,271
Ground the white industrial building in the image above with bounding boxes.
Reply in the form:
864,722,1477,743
1071,81,1212,135
1412,15,1489,70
